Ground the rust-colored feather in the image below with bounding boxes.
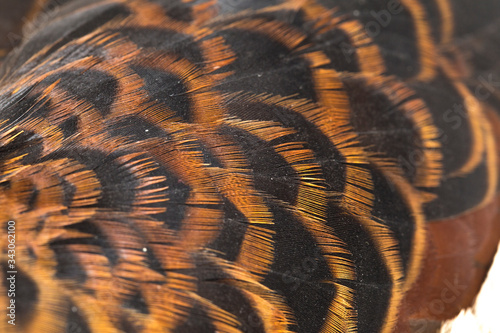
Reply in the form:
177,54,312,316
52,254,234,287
0,0,499,332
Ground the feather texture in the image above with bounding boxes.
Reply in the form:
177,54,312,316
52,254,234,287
0,0,499,332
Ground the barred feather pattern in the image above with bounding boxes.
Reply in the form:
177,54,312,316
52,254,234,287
0,0,499,332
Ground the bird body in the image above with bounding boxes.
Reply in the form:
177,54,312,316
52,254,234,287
0,0,499,332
